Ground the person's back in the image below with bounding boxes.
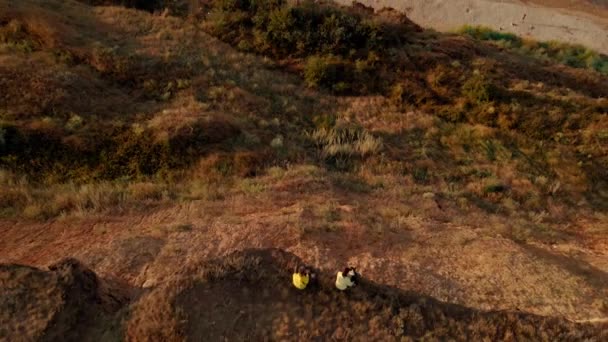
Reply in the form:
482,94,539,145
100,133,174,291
335,267,358,291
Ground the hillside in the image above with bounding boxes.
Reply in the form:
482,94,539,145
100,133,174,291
2,250,607,341
0,0,607,339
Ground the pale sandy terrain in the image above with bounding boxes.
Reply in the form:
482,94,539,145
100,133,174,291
335,0,608,54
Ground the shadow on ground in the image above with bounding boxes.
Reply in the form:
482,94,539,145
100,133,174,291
1,247,607,341
138,249,607,341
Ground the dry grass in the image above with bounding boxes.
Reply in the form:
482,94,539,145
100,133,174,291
0,0,607,324
126,249,607,341
0,168,243,219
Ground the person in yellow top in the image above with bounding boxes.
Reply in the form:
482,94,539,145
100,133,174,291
292,265,316,290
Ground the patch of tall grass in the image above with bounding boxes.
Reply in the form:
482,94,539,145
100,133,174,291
309,124,382,170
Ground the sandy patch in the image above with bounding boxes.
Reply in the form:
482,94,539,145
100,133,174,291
335,0,608,54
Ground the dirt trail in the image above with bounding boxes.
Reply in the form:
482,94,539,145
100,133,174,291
336,0,608,54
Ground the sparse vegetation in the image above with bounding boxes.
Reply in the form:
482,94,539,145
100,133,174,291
0,0,605,227
461,72,494,105
459,25,608,75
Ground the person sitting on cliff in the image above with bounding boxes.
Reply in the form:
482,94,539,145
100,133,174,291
292,265,316,290
335,267,359,291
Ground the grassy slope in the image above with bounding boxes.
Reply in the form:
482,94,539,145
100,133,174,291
0,0,606,222
0,0,607,327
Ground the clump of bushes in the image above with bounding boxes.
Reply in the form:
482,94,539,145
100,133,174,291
0,116,243,182
0,20,37,53
390,77,441,109
461,72,494,106
459,25,521,47
206,0,393,57
304,55,352,93
459,25,608,75
204,0,405,94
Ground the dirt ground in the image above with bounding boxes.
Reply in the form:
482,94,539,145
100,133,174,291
2,249,606,340
334,0,608,54
1,176,607,324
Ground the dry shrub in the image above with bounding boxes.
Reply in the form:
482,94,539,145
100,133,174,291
426,64,464,100
21,203,50,219
192,149,272,179
390,76,439,108
0,64,67,119
232,150,272,177
0,0,86,51
309,123,382,170
0,184,29,212
148,110,241,149
193,153,229,180
125,281,184,342
62,184,126,213
128,182,166,201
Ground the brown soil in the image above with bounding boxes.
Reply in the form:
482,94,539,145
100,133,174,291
2,249,606,341
0,259,130,341
172,249,607,341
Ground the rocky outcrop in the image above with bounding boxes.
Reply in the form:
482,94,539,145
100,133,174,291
0,259,129,342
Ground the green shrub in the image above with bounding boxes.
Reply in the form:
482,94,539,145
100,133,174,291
412,167,429,184
206,7,251,40
304,55,352,93
459,25,608,75
245,1,386,57
461,73,493,105
484,182,507,194
0,116,241,182
204,0,405,94
459,25,522,47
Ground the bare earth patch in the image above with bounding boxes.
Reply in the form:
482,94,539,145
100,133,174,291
335,0,608,54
